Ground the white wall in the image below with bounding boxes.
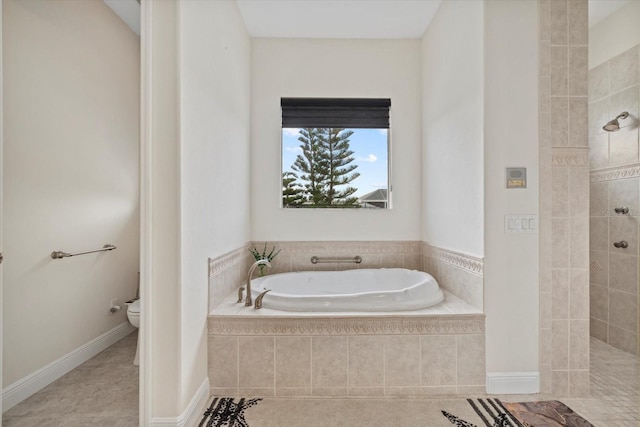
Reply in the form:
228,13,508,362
143,0,251,420
589,1,640,69
2,0,139,387
421,0,484,257
178,0,251,410
250,38,422,241
484,0,540,373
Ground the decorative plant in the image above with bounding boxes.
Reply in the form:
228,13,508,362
249,243,281,276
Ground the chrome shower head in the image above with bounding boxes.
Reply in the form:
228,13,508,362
603,111,629,132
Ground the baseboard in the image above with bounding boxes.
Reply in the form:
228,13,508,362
486,371,540,394
2,322,135,412
150,377,210,427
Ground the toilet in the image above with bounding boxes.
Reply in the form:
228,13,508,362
125,299,140,366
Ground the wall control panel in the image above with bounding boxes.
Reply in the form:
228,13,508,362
506,167,527,188
505,214,538,234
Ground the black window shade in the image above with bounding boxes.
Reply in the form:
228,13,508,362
281,98,391,129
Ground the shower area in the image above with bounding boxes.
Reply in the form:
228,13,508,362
589,40,640,355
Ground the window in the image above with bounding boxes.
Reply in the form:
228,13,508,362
281,98,391,209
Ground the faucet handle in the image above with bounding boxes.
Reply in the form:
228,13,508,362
614,207,630,215
237,286,245,303
254,289,271,309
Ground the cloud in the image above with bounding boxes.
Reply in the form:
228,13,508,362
357,154,378,163
377,129,388,136
284,146,303,154
282,128,301,137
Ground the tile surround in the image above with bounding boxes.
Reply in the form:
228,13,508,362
588,43,640,357
541,0,590,396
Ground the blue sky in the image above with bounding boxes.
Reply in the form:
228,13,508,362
282,128,388,198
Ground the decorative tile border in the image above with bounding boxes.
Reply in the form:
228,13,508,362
208,243,250,277
590,163,640,183
426,245,484,276
257,241,422,255
551,147,589,167
208,314,485,336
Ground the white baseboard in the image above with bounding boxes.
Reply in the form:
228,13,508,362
2,322,135,412
486,371,540,394
150,377,210,427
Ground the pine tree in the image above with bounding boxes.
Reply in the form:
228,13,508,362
291,128,328,206
282,171,305,207
317,128,360,206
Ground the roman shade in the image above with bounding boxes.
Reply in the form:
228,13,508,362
281,98,391,129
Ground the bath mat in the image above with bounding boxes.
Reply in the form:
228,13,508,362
442,398,522,427
199,397,261,427
442,399,594,427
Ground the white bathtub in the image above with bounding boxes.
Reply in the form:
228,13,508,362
250,268,444,312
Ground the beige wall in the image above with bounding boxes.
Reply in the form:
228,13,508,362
484,0,540,375
2,0,139,386
144,0,252,420
421,0,484,258
250,38,422,241
178,0,251,408
589,1,640,70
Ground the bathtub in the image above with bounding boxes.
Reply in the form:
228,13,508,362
250,268,444,312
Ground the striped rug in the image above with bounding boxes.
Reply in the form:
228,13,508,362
198,397,262,427
442,398,522,427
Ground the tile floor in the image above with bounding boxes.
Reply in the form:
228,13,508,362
2,335,638,426
2,332,138,427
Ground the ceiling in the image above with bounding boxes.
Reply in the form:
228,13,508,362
236,0,442,39
106,0,630,40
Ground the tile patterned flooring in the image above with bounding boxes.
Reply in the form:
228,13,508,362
2,335,638,426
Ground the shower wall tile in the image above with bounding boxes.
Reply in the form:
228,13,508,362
550,0,567,46
551,97,569,146
608,324,638,355
539,0,551,42
589,283,608,322
589,181,608,217
589,217,607,251
608,253,638,294
609,290,638,332
569,47,588,96
569,166,589,216
589,62,609,102
569,320,589,369
570,217,589,268
590,317,608,342
551,319,569,370
610,85,639,128
568,370,590,397
588,97,610,136
588,133,609,170
609,216,639,255
608,178,639,216
569,97,588,146
609,126,639,166
567,0,587,46
552,219,570,268
551,47,569,96
610,45,639,93
589,250,608,286
569,269,589,320
552,269,569,319
552,167,569,215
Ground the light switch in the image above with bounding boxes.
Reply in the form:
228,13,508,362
505,214,538,234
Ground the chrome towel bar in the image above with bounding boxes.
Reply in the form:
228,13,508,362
310,255,362,264
51,244,116,260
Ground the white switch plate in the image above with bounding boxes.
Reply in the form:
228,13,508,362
505,214,538,234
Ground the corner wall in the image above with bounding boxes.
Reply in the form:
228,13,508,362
484,0,540,387
250,38,422,241
421,0,484,257
3,0,139,392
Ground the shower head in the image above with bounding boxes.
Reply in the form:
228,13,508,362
603,111,629,132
